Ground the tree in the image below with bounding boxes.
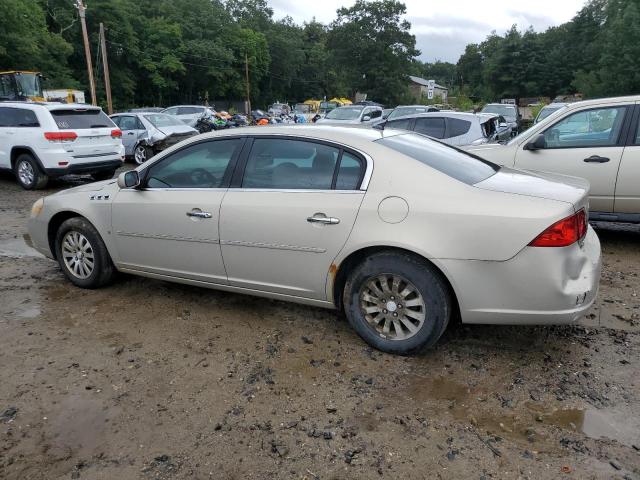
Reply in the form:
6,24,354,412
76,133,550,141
328,0,419,105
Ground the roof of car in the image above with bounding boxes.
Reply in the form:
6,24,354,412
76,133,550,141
0,101,101,111
389,111,480,121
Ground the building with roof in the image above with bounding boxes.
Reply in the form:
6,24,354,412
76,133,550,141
408,75,448,103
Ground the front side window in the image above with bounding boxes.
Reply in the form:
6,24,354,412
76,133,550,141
0,107,39,127
376,133,498,185
543,107,627,148
145,139,242,188
414,117,446,139
242,139,340,190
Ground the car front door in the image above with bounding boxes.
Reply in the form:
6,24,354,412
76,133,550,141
111,137,245,283
614,104,640,214
513,105,632,213
116,115,142,156
219,137,367,300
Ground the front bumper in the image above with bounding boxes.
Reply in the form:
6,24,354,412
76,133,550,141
45,158,123,176
440,226,601,325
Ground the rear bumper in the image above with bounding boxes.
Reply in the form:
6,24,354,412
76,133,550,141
44,158,123,176
440,226,601,325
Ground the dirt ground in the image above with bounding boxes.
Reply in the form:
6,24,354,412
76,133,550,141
1,169,639,480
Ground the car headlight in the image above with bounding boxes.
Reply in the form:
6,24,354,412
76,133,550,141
31,197,44,218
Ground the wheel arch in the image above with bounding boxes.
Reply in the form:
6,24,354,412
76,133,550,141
330,245,461,320
11,146,46,172
47,211,89,260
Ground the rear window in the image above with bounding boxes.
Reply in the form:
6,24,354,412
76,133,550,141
50,109,114,129
376,133,499,185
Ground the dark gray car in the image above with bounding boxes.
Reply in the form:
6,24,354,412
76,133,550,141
110,112,198,164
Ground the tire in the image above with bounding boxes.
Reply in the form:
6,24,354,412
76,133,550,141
14,153,49,190
54,217,116,289
133,144,153,165
343,251,451,355
91,169,117,181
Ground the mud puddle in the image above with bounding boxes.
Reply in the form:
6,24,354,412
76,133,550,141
406,374,640,449
0,234,43,258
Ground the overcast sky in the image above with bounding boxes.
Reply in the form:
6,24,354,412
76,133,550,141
270,0,587,63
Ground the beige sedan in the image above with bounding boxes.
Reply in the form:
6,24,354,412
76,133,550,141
27,126,601,354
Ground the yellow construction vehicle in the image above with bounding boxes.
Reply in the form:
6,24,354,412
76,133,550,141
0,71,45,102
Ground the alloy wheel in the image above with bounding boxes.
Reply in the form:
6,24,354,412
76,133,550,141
134,146,147,164
61,231,95,279
359,274,426,341
17,160,35,186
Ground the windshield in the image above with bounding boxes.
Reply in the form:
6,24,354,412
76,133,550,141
376,133,499,185
15,73,42,98
144,113,186,128
388,106,431,119
481,104,516,118
536,105,566,122
325,106,363,120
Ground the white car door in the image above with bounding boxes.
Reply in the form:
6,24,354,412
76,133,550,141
513,104,632,213
614,103,640,214
219,137,367,300
111,137,245,283
0,106,17,169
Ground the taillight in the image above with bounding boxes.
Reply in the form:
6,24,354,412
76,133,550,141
44,131,77,142
111,129,122,138
529,209,587,247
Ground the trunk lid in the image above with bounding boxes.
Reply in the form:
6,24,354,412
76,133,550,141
475,166,590,213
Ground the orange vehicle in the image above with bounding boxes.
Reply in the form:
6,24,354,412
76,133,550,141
0,71,45,102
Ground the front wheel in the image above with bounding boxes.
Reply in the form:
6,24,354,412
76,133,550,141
133,144,153,165
55,217,116,288
343,251,451,355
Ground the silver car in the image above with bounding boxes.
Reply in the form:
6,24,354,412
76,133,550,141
110,112,198,164
316,105,383,125
161,105,212,128
378,112,509,146
27,126,601,354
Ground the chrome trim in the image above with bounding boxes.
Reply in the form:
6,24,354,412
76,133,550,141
230,189,364,194
115,231,219,244
220,239,326,253
307,216,340,225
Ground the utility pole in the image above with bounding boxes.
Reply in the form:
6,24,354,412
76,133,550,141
99,23,113,114
76,0,97,105
244,53,251,116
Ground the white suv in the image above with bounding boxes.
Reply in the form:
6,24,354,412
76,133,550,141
0,102,125,189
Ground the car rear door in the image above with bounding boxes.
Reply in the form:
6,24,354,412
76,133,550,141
614,104,640,215
219,136,368,300
111,137,245,283
512,104,632,213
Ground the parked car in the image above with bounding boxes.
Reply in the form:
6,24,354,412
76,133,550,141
27,126,600,354
315,105,383,125
161,105,212,128
128,107,164,113
467,95,640,223
110,112,198,165
480,103,521,135
376,112,508,146
0,102,124,189
533,102,569,124
477,113,513,141
386,105,439,120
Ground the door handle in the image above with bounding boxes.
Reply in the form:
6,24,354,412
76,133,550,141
584,155,610,163
307,215,340,225
127,132,135,135
186,210,212,219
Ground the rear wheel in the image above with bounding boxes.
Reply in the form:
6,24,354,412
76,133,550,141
343,251,451,355
92,169,117,181
55,217,115,288
134,144,153,165
14,153,48,190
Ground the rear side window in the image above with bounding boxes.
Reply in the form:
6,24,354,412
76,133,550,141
386,118,413,130
446,118,471,137
0,107,39,127
50,109,114,129
414,117,445,139
335,152,364,190
242,139,339,190
376,133,499,185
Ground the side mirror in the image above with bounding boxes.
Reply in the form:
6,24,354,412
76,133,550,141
362,115,371,122
117,170,140,189
524,133,546,151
